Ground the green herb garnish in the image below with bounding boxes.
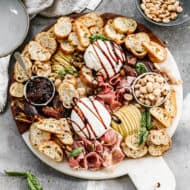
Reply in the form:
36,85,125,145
146,111,153,130
135,62,148,75
138,110,153,146
138,127,149,146
5,171,43,190
58,69,76,77
68,147,84,158
89,34,110,42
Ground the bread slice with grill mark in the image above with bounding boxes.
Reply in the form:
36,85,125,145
38,141,63,162
56,133,73,145
150,107,172,128
36,118,65,135
164,90,177,118
30,123,51,147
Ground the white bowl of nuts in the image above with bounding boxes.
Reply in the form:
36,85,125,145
136,0,190,26
132,72,170,107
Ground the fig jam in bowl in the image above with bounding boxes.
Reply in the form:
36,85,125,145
24,76,55,106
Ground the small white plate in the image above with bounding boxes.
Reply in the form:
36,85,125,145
0,0,29,57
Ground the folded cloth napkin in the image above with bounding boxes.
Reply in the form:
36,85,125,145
23,0,102,18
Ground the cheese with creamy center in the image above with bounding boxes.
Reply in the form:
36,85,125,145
71,97,111,139
84,40,125,79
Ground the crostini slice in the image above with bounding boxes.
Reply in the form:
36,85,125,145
28,41,51,61
142,40,167,63
38,141,63,162
124,32,150,58
54,17,72,39
113,17,137,34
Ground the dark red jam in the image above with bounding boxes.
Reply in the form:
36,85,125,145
26,77,54,105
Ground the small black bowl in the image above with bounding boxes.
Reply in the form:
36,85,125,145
135,0,190,26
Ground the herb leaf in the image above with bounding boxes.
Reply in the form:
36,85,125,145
138,127,149,146
135,62,148,75
27,172,43,190
140,111,147,129
58,69,76,77
146,111,153,130
89,34,110,42
68,147,84,158
5,171,43,190
5,171,27,177
138,110,153,146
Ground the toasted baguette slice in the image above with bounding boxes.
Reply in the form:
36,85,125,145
38,141,63,162
30,123,51,147
35,32,57,55
150,107,172,128
59,118,71,132
152,118,166,129
60,40,75,54
76,45,86,52
28,41,51,61
54,17,72,39
77,12,104,28
148,129,171,146
164,90,177,118
56,133,73,145
68,32,80,46
74,21,90,47
9,82,24,98
113,17,137,34
125,32,150,58
89,26,103,35
37,118,64,134
142,41,167,63
47,26,56,39
103,20,125,44
122,143,148,158
148,142,171,157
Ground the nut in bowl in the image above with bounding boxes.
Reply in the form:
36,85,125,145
135,0,190,26
132,72,170,107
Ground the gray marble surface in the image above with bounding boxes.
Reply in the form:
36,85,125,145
0,0,190,189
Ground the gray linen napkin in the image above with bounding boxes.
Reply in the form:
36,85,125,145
23,0,102,18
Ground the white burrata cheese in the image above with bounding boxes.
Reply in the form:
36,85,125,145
71,97,111,139
84,40,125,79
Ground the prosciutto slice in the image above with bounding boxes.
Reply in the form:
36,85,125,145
84,152,103,170
68,129,124,170
97,75,136,111
101,129,118,146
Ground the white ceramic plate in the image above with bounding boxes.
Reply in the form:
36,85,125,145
0,0,29,57
21,49,183,181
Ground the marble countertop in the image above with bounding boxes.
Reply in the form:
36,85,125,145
0,0,190,189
